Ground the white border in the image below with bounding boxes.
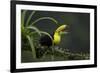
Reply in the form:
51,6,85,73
16,4,95,69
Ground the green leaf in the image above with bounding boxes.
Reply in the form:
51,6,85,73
26,35,36,59
26,11,35,26
26,26,41,36
21,10,27,26
30,17,58,26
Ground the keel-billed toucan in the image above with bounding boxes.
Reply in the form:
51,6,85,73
40,25,67,46
36,25,68,58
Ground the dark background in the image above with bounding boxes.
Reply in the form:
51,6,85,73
24,10,90,54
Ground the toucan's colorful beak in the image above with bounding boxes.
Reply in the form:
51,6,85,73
56,25,69,32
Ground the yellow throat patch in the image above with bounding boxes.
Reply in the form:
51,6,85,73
53,32,61,45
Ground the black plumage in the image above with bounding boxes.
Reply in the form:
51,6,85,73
39,34,53,47
35,34,53,58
